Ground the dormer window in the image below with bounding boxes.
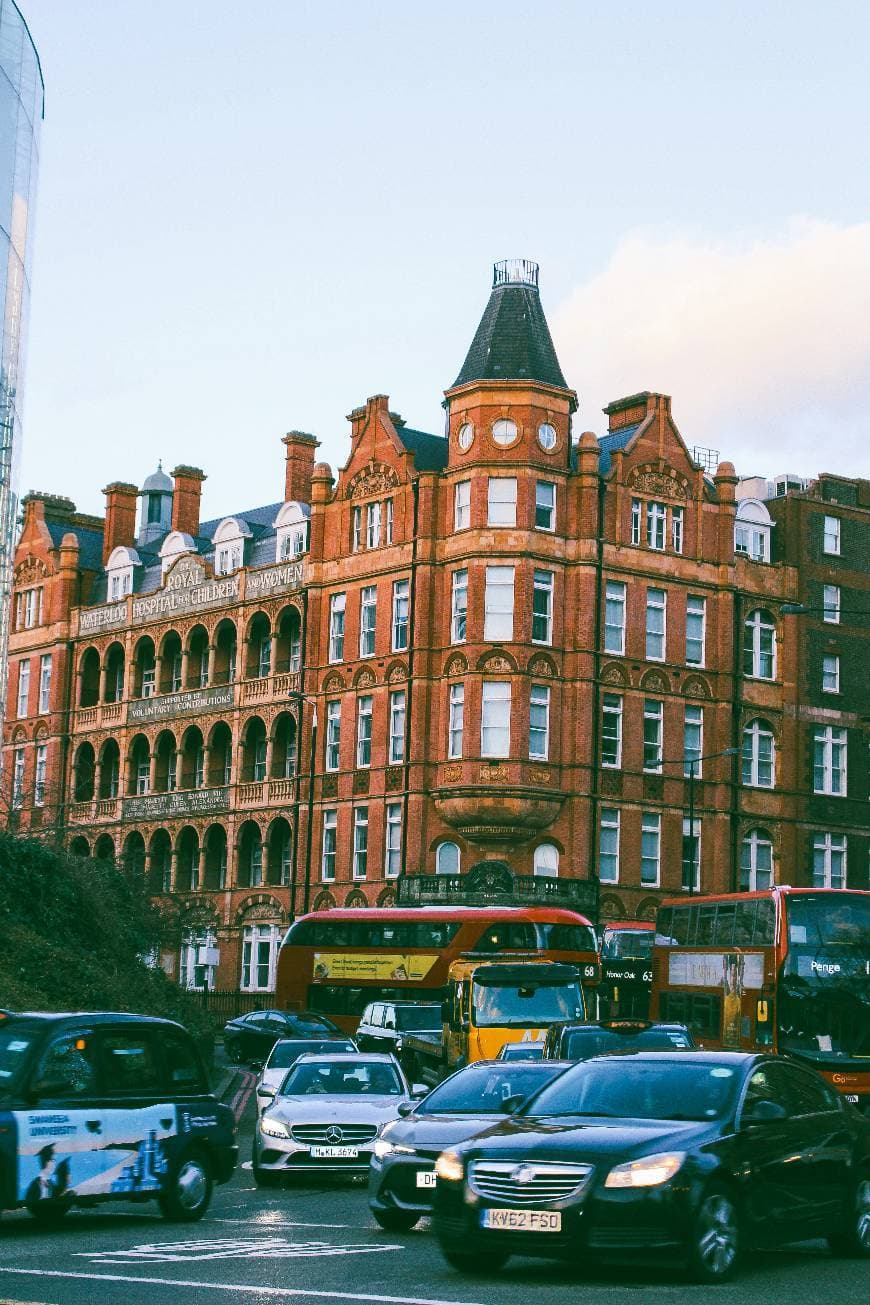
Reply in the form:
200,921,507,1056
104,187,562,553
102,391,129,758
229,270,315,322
212,517,252,576
274,501,310,564
351,498,393,552
105,546,140,602
734,498,773,563
160,531,196,577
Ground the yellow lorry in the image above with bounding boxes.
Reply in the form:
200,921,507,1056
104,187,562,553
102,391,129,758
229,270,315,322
397,958,585,1085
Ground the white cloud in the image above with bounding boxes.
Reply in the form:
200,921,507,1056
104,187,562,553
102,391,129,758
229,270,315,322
552,220,870,479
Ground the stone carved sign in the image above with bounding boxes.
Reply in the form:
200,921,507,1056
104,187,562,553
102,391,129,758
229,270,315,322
246,560,305,601
121,787,230,820
79,601,128,635
132,555,240,624
627,465,690,500
128,684,234,724
346,462,400,500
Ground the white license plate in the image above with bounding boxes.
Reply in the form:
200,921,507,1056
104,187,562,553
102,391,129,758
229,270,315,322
481,1208,562,1232
845,1094,859,1104
415,1170,436,1188
310,1145,359,1158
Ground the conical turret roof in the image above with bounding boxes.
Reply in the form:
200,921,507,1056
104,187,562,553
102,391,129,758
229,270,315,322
452,259,569,390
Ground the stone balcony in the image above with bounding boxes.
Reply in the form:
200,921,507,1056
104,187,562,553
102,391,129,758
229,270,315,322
433,759,565,845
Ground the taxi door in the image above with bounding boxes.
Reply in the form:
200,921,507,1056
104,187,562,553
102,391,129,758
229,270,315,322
90,1025,176,1197
14,1025,106,1208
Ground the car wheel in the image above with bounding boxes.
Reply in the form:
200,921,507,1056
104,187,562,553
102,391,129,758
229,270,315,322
158,1150,213,1221
828,1174,870,1258
252,1148,281,1189
687,1186,741,1284
440,1244,509,1274
227,1041,245,1065
26,1198,71,1226
372,1208,420,1231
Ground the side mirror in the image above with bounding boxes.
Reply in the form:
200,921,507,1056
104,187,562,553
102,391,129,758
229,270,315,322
258,1086,275,1099
397,1101,416,1117
411,1083,428,1098
743,1098,787,1125
250,1060,264,1072
499,1093,525,1115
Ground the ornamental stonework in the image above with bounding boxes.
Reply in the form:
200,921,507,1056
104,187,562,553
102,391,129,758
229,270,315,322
627,464,690,500
444,654,467,676
346,461,400,499
14,557,48,583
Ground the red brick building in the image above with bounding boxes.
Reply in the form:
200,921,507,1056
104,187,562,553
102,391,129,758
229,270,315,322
4,259,868,994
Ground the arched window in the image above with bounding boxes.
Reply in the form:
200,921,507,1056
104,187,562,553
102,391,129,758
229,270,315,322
435,842,460,875
742,719,775,788
533,843,559,877
743,609,776,680
274,501,310,563
734,498,772,563
211,517,251,575
105,545,140,601
73,742,95,801
740,829,774,891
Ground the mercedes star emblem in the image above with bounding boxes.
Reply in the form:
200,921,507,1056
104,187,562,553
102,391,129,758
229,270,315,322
325,1126,344,1144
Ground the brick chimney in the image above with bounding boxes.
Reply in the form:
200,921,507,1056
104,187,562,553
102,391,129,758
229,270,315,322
101,482,138,564
171,466,206,536
281,432,318,504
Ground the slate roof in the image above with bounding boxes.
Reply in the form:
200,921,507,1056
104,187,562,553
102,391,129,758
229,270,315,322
45,520,104,572
453,280,569,390
396,426,448,472
597,424,641,475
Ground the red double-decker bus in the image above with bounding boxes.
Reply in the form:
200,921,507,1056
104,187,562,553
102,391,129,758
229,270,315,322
598,920,654,1019
276,906,600,1033
651,887,870,1112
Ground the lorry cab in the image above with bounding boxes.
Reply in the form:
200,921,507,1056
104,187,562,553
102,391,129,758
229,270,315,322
443,959,585,1067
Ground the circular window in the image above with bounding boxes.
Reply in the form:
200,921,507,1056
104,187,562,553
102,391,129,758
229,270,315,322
538,422,557,451
492,418,517,447
457,422,474,451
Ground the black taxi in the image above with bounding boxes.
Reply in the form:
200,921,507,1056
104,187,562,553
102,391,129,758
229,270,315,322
0,1011,237,1223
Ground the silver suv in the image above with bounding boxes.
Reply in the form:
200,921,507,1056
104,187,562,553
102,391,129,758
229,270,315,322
355,1002,442,1056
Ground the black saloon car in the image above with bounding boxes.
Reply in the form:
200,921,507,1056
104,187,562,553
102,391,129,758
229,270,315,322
543,1019,694,1060
369,1059,570,1230
433,1051,870,1283
223,1010,342,1064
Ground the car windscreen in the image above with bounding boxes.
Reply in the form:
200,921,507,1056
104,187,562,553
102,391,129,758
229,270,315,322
396,1007,442,1031
524,1060,740,1122
0,1021,39,1091
473,981,584,1028
279,1061,404,1097
268,1039,355,1068
500,1043,544,1060
564,1027,692,1059
416,1062,564,1114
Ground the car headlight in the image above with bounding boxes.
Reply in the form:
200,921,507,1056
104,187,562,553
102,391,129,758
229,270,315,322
373,1139,416,1159
434,1151,464,1182
260,1117,290,1139
604,1152,686,1189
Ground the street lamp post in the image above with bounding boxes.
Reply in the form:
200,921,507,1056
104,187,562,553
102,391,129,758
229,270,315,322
677,747,738,896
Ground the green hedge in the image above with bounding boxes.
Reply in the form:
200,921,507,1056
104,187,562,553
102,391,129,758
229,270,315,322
0,833,213,1056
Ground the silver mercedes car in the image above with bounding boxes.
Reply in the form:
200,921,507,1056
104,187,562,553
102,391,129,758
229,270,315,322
253,1053,421,1185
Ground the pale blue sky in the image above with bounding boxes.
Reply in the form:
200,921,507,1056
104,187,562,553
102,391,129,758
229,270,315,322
19,1,870,520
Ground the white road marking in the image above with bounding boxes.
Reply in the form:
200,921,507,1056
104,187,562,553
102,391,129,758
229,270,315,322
76,1236,400,1264
0,1269,488,1305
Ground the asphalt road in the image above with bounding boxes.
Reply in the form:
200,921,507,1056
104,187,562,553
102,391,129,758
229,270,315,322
0,1069,866,1305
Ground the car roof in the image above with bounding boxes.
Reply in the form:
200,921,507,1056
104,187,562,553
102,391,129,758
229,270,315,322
273,1035,352,1044
366,1000,441,1009
455,1059,573,1070
576,1050,759,1066
2,1011,186,1030
291,1052,399,1064
552,1020,689,1033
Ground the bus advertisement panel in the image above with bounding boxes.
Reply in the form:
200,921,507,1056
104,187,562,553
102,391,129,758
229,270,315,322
276,906,600,1032
651,888,870,1113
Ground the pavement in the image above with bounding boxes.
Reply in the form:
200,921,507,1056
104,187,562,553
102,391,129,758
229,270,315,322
0,1058,866,1305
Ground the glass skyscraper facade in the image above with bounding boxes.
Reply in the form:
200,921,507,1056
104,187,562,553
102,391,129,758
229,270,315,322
0,0,42,704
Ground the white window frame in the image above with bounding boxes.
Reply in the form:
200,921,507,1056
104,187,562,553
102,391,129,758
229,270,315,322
240,924,279,993
16,660,30,718
325,699,341,771
640,812,661,887
454,480,471,531
384,497,394,545
436,842,460,875
643,698,663,773
599,808,620,883
487,477,517,527
481,681,511,758
533,843,559,877
451,569,468,644
744,609,776,679
535,481,556,531
529,683,550,761
321,810,337,882
740,829,773,891
532,569,554,645
389,689,406,764
601,693,623,768
671,506,684,554
645,588,666,661
630,499,642,545
384,802,402,878
328,592,346,662
179,929,217,991
604,580,626,654
448,683,464,759
366,501,381,549
356,695,373,768
391,578,409,651
34,742,47,807
646,501,666,550
685,594,706,666
812,831,846,889
813,726,847,796
352,505,362,552
359,585,377,658
12,746,25,808
823,514,840,556
742,718,775,788
823,584,840,624
682,815,701,892
683,705,703,777
484,565,515,641
353,805,369,880
822,654,840,694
